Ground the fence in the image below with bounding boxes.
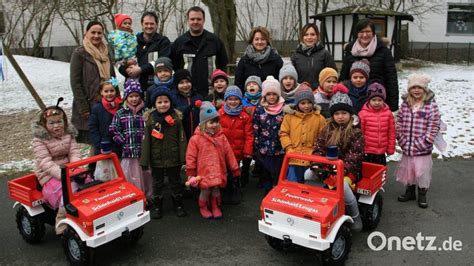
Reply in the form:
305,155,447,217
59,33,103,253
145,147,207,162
404,42,473,66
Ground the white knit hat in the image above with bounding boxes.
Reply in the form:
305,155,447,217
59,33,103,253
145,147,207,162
262,76,281,97
407,73,431,91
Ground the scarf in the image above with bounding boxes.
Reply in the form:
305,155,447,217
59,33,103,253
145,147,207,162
151,109,175,130
349,83,369,99
179,90,192,98
244,91,262,106
83,37,111,80
101,97,122,115
244,44,272,64
281,88,297,102
224,103,243,116
298,43,316,56
261,97,285,115
351,36,377,57
126,100,144,114
153,76,174,88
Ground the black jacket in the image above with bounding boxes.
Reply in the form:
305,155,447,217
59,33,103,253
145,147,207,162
234,49,283,92
290,43,337,88
88,102,122,157
170,30,228,98
119,32,171,90
340,38,399,111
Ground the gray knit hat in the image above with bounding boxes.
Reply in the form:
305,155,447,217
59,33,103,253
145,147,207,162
198,101,219,125
330,92,354,116
155,57,173,72
245,75,262,90
350,59,370,80
279,64,298,82
294,82,315,105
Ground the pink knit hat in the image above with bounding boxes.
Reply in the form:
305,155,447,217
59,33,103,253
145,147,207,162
261,76,281,97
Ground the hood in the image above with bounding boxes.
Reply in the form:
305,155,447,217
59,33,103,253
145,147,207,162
31,120,77,140
401,89,436,103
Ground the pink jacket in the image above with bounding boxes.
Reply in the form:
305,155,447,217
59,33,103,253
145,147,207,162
32,123,81,186
186,128,240,189
359,103,396,155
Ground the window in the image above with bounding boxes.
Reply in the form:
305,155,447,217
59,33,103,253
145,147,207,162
371,18,387,37
447,4,474,35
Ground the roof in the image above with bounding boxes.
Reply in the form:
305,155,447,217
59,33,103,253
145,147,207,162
311,5,414,21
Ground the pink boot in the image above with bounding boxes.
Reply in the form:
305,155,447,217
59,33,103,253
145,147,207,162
198,199,212,219
210,196,222,219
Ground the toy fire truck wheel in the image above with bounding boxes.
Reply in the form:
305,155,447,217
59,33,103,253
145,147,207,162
322,224,352,265
265,235,284,251
360,193,383,230
16,206,45,244
121,226,145,245
62,226,94,265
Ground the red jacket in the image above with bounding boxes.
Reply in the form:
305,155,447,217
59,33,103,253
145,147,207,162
358,102,396,155
186,128,240,189
218,108,254,161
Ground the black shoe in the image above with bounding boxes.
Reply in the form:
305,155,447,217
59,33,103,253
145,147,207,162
172,195,187,217
241,172,249,188
417,187,428,208
398,185,416,202
151,197,163,219
230,179,242,205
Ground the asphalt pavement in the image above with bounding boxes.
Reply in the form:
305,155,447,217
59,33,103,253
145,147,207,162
0,159,473,265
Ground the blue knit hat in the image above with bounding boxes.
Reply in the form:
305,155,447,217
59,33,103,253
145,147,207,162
151,87,173,108
198,101,219,125
224,85,242,101
124,79,142,99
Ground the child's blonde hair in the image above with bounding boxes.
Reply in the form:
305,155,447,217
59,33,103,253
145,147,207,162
199,117,220,132
406,89,427,108
326,116,356,150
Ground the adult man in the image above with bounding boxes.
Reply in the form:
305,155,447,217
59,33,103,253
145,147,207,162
170,6,228,97
119,11,171,91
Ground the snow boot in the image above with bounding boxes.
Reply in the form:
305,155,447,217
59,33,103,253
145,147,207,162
346,199,363,232
151,196,163,219
241,158,251,187
398,185,416,202
418,187,428,208
210,196,223,219
198,199,212,219
172,194,187,217
55,207,67,235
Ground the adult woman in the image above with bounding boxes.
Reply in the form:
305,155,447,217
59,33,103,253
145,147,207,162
291,23,336,89
234,26,283,92
340,18,399,112
70,21,115,143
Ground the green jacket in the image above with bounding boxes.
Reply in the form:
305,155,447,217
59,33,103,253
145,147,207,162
140,111,187,168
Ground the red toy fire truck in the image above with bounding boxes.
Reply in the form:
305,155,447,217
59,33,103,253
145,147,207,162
8,153,150,264
258,153,386,265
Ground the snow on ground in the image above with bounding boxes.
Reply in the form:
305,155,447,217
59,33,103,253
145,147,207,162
0,56,473,172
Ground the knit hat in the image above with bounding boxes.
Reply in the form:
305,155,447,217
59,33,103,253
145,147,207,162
279,64,298,83
245,75,262,90
114,14,132,28
155,57,173,72
294,82,315,105
367,82,386,101
319,67,338,86
197,101,219,124
407,73,431,91
174,69,192,84
224,85,242,101
151,87,173,108
262,76,281,97
330,92,354,116
350,59,370,80
211,69,229,84
124,79,142,99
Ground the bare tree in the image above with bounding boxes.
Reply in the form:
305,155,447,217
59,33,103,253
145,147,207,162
235,0,269,41
172,0,201,36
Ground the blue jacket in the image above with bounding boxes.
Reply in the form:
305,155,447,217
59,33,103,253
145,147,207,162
170,89,203,141
88,102,122,157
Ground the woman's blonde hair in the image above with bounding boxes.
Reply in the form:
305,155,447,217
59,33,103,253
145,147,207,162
326,116,356,149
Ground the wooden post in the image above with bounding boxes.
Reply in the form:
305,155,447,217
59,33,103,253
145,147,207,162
2,43,46,110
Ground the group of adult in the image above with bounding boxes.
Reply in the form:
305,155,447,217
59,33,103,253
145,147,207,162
70,6,399,145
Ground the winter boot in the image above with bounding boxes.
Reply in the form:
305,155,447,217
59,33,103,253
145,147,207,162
210,196,223,219
417,187,428,208
241,158,251,187
198,198,213,219
346,200,363,232
151,196,163,219
55,207,67,235
398,185,416,202
172,194,187,217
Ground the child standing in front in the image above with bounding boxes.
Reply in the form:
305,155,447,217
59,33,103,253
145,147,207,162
396,73,440,208
145,57,174,108
279,64,299,104
279,83,326,183
107,13,138,68
186,101,240,219
218,86,253,202
358,82,395,165
141,88,187,218
206,69,229,110
253,76,286,195
109,79,147,192
345,59,371,114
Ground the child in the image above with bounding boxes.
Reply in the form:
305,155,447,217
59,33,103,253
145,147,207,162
170,69,203,141
396,73,440,208
280,83,326,183
358,82,395,165
141,88,187,218
253,76,286,195
89,78,123,156
109,79,147,192
279,64,299,104
346,59,370,114
311,91,364,232
32,98,81,235
186,101,240,219
145,57,174,108
107,13,138,68
314,67,338,118
218,86,253,202
242,75,262,112
206,69,229,110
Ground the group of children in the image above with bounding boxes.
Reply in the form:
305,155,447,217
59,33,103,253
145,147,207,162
32,12,441,230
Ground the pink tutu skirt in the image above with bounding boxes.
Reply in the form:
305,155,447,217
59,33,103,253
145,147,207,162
396,154,433,188
42,178,63,209
121,158,145,192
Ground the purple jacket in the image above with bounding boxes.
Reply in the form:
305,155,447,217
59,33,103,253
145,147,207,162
396,91,440,156
109,103,146,158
